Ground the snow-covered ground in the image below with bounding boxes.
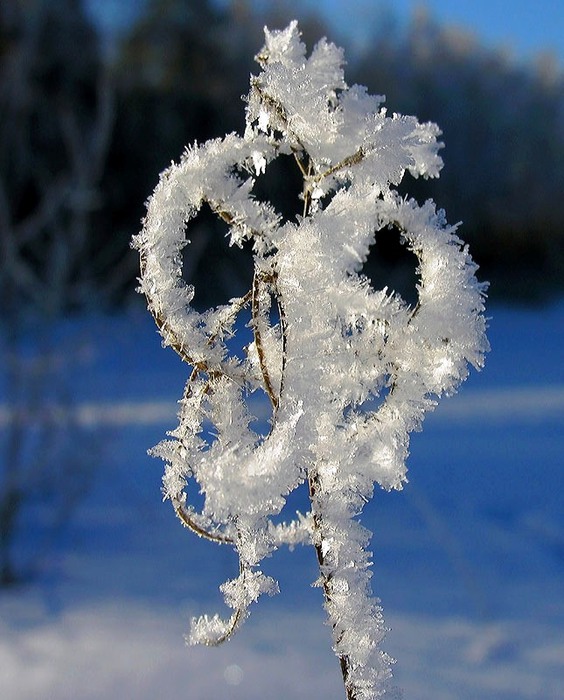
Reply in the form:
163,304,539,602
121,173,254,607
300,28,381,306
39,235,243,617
1,300,563,699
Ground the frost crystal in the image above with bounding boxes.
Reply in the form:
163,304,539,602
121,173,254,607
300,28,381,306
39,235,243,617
132,21,488,699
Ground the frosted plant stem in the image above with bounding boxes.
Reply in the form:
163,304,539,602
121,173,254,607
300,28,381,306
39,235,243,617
251,271,279,409
172,496,233,544
133,21,488,698
309,473,358,700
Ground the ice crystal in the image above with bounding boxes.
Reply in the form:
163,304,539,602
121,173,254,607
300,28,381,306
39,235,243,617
132,21,488,699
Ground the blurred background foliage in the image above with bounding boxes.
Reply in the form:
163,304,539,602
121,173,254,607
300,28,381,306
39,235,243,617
1,0,563,587
1,0,564,315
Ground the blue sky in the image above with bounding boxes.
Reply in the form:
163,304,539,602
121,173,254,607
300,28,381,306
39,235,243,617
310,0,564,65
86,0,564,67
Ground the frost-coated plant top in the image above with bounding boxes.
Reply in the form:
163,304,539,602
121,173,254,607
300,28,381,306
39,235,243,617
133,21,488,700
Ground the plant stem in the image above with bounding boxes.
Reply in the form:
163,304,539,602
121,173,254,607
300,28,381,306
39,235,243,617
308,473,358,700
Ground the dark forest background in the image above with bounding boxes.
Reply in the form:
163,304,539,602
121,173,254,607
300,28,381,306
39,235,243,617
2,0,564,315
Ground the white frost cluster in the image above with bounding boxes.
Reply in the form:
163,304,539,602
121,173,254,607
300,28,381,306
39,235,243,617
132,21,488,699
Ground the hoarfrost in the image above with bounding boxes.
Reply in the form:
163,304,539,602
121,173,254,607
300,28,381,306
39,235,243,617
132,21,488,699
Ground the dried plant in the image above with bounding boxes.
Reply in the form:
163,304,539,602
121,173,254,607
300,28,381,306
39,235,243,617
133,22,488,699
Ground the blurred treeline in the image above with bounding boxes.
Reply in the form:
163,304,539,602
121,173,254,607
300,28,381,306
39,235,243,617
2,0,564,314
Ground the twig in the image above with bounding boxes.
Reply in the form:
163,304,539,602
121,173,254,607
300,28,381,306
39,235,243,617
172,497,233,544
251,271,279,410
308,472,358,700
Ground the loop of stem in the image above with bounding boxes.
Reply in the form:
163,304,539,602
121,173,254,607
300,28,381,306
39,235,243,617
172,497,234,545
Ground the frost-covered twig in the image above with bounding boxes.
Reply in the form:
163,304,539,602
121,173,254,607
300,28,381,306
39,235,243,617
133,21,488,699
